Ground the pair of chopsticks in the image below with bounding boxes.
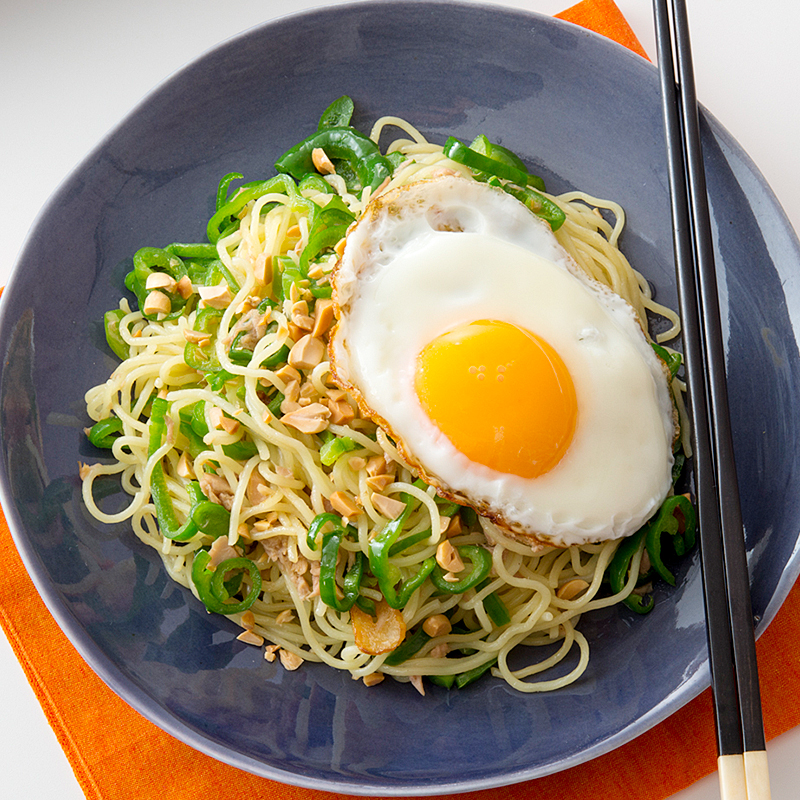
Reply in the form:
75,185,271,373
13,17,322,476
652,1,772,799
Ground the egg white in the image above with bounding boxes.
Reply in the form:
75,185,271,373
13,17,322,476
330,177,674,546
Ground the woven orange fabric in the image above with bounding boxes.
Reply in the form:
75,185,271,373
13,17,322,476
2,3,798,799
556,0,651,60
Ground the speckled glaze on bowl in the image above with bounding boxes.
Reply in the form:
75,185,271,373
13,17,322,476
2,1,800,794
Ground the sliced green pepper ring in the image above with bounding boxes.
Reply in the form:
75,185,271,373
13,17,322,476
319,532,364,613
367,499,436,609
608,528,654,614
442,137,546,191
192,550,261,615
275,127,393,192
307,512,343,550
644,494,697,586
430,545,492,594
86,416,123,449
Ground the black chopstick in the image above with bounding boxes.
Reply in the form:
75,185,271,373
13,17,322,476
652,1,771,798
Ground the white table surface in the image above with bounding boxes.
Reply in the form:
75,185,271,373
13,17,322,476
1,0,798,796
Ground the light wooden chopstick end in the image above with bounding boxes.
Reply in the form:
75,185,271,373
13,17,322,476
744,749,772,800
718,754,747,800
717,751,772,800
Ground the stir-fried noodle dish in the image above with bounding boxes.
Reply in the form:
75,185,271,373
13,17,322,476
81,97,695,694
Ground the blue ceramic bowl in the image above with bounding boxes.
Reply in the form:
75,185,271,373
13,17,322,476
2,2,799,794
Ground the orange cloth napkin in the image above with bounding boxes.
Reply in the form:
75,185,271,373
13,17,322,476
2,2,799,799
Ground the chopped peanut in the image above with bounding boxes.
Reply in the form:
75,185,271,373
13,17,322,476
279,649,304,671
254,252,272,284
237,630,265,646
176,275,194,299
363,672,385,687
281,402,331,434
436,540,465,573
246,471,270,506
145,272,177,293
299,381,318,402
371,492,406,520
311,298,335,338
240,610,255,630
366,455,394,478
143,290,171,317
348,456,367,472
264,644,280,662
288,334,325,370
327,397,355,425
311,147,336,175
183,328,211,346
291,300,314,331
198,281,232,309
444,514,462,538
275,609,295,624
409,675,426,696
274,364,301,385
366,474,394,493
176,451,194,480
329,490,362,518
556,578,590,601
422,614,452,638
351,600,406,655
208,407,240,435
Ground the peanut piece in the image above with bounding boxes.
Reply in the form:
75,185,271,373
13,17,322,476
436,540,465,574
371,492,406,520
143,290,171,317
311,298,335,338
422,614,452,638
312,147,336,175
281,402,331,434
556,578,590,601
329,490,362,518
288,334,325,370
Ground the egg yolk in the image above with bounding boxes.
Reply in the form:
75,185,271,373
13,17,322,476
414,319,577,479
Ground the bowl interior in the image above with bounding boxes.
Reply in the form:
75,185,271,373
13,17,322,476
2,2,800,794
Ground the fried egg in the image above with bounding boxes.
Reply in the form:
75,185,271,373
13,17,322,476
329,176,674,547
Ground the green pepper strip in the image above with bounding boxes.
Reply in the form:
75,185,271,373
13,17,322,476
368,501,436,609
430,545,492,594
500,182,566,231
319,532,365,613
126,247,190,321
103,309,130,360
319,435,357,466
651,342,683,379
207,173,299,244
318,95,355,130
183,308,224,372
148,397,201,542
384,626,431,666
215,172,244,211
149,398,232,540
87,417,123,449
306,512,364,612
275,127,393,193
455,657,497,689
191,550,261,615
443,137,545,190
476,578,511,627
307,512,343,550
165,242,219,260
608,528,654,614
645,495,697,585
468,134,547,191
